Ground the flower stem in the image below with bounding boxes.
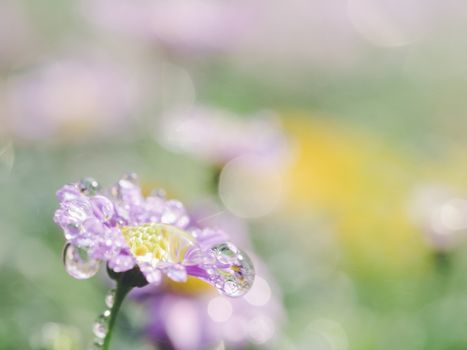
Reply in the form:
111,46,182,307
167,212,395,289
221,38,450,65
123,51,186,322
102,276,133,350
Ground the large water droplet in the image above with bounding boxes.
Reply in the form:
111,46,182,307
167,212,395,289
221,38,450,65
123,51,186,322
63,244,100,279
209,242,255,297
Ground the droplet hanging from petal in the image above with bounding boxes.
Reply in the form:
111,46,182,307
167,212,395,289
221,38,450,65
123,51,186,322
63,244,101,279
209,242,255,297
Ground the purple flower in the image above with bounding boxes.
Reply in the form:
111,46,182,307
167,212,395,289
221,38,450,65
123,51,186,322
136,256,283,350
2,56,139,141
0,0,35,68
157,105,289,165
54,175,255,297
82,0,253,55
133,203,284,349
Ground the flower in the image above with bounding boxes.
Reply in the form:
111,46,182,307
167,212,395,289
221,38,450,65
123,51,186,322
140,261,283,350
0,0,35,69
157,105,291,218
157,105,288,165
134,205,283,350
1,56,139,142
53,174,255,298
82,0,253,55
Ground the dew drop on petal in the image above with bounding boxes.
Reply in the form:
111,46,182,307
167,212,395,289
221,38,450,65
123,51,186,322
122,172,139,184
63,244,100,279
79,177,100,196
209,242,255,297
91,196,114,222
141,267,162,284
166,264,187,282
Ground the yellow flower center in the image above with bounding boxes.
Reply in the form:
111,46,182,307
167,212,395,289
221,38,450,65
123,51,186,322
121,223,216,295
121,223,195,264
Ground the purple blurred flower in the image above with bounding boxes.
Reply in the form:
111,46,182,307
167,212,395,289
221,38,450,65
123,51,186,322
2,56,139,141
140,260,283,350
54,175,255,297
82,0,254,55
157,105,288,165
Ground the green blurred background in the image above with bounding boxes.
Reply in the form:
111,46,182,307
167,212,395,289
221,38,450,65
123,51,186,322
2,0,467,349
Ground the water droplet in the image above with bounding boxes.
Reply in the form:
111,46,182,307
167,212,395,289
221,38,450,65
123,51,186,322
161,200,189,227
79,177,100,196
105,289,116,308
93,337,104,347
166,264,187,282
96,311,111,325
63,244,100,279
152,188,167,198
91,196,114,222
93,317,108,339
209,243,255,297
123,172,139,184
144,269,162,284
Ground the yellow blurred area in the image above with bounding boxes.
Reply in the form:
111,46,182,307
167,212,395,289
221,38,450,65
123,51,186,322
164,276,216,296
281,115,450,276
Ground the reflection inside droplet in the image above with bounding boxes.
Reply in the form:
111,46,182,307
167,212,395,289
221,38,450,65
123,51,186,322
63,244,100,279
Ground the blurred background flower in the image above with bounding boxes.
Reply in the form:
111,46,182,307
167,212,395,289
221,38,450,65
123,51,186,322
0,0,36,70
156,106,287,166
0,54,141,142
81,0,254,56
3,0,467,349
